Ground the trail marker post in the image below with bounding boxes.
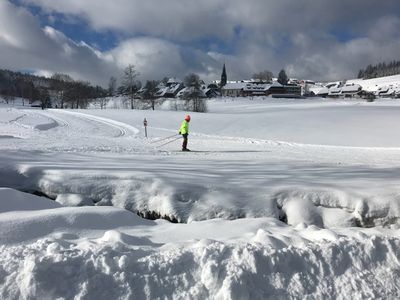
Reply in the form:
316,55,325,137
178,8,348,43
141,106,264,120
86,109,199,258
143,118,148,138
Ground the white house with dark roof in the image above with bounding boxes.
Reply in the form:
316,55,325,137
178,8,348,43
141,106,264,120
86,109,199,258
221,82,248,97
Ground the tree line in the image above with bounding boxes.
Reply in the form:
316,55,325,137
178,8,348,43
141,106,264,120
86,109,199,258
0,69,108,109
358,60,400,79
0,66,209,112
252,69,289,85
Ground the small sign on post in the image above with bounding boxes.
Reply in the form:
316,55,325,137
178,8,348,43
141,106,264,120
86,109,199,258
143,118,148,138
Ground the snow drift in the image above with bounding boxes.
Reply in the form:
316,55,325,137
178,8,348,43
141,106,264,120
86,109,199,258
0,189,399,299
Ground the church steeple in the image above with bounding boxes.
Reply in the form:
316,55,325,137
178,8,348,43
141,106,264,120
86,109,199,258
220,63,227,87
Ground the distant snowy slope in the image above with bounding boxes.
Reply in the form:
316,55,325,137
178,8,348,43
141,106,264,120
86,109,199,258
347,74,400,92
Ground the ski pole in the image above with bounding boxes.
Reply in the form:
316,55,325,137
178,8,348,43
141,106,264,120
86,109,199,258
156,136,181,148
150,133,179,144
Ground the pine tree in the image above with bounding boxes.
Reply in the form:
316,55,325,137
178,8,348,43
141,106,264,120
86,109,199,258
357,60,400,79
277,69,288,85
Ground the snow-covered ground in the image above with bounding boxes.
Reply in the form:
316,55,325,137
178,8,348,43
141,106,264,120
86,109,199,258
0,97,400,299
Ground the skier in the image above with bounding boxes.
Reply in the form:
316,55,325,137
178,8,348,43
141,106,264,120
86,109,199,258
179,115,191,151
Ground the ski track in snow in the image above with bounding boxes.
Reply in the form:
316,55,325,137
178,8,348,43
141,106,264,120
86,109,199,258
0,109,143,153
37,111,70,129
33,109,140,139
51,110,140,137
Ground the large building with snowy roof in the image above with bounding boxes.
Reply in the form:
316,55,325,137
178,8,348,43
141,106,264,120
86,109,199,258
221,81,301,97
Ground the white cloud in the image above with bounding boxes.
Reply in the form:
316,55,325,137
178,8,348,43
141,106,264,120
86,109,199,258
0,1,224,85
0,1,123,85
2,0,400,84
21,0,235,40
109,37,229,82
21,0,400,41
110,38,185,79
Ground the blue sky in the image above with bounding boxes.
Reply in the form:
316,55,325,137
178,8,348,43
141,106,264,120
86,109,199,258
18,3,119,51
2,0,400,86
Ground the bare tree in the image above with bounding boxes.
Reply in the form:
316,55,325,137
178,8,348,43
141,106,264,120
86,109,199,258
108,76,117,97
39,88,51,109
3,94,14,105
142,80,159,110
96,97,109,109
51,73,74,108
122,65,140,109
15,77,33,106
252,70,273,82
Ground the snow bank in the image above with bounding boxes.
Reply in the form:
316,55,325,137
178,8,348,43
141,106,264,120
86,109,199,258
0,188,399,298
1,157,400,228
0,232,399,299
0,188,60,213
0,190,150,245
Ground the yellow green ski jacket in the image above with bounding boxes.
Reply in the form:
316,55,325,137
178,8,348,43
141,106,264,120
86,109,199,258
179,120,189,135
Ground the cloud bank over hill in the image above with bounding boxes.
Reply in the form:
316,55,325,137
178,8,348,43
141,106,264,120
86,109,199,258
1,0,400,85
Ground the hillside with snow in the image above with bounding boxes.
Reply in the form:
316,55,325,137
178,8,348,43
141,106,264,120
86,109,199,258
0,97,400,299
343,74,400,99
348,74,400,92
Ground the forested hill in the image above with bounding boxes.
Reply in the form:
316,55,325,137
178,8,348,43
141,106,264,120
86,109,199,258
0,69,107,108
358,61,400,79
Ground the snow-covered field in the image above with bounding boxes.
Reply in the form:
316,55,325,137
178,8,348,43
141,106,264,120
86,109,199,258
0,97,400,299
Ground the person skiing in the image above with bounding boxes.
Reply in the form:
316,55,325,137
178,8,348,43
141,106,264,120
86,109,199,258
179,115,191,151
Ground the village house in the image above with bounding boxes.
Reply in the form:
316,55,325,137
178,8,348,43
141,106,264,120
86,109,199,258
221,80,302,97
155,78,184,98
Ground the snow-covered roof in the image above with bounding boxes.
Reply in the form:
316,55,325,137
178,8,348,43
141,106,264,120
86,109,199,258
270,82,283,88
167,83,182,94
167,78,182,84
222,82,248,90
243,83,271,92
341,84,361,93
176,86,206,98
328,87,342,95
155,82,183,97
315,87,329,95
156,87,168,97
222,81,281,92
176,87,188,97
